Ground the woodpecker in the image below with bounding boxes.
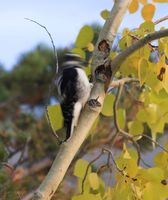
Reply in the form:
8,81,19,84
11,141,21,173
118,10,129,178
55,53,92,141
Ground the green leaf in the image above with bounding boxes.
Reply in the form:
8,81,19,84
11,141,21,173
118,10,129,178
128,120,144,136
139,45,151,60
140,167,164,182
139,21,155,33
101,94,115,117
77,177,90,194
100,9,110,20
148,120,165,134
87,43,94,52
71,48,86,60
143,182,168,200
136,109,148,122
75,25,94,48
165,43,168,57
154,151,168,169
47,104,63,131
117,108,126,129
136,104,157,124
138,58,149,86
88,173,100,190
74,159,91,178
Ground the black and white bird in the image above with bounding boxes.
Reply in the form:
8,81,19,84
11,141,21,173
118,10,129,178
55,53,92,141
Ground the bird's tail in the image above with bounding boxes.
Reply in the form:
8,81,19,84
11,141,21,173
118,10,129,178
61,102,74,141
61,101,82,141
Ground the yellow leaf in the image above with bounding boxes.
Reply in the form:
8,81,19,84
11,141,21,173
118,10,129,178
139,45,151,59
123,143,131,159
101,94,115,117
87,43,94,52
138,58,149,86
143,182,168,200
165,44,168,58
119,37,127,50
146,104,158,123
74,159,91,178
145,72,162,93
153,0,168,2
128,120,144,136
88,173,100,190
139,0,148,4
158,39,165,53
100,9,110,20
72,194,101,200
154,152,168,170
141,4,156,21
117,108,126,129
126,159,139,177
139,167,164,182
139,21,155,33
117,145,139,177
75,25,94,48
47,104,63,131
128,0,139,13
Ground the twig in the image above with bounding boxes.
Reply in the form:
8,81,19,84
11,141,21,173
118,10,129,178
154,15,168,25
103,148,123,173
45,82,62,144
111,83,124,147
81,147,123,194
110,77,139,88
14,137,31,169
25,18,59,74
81,149,104,194
113,83,124,132
133,134,168,153
112,83,141,165
25,18,61,144
97,152,112,174
128,33,158,51
1,162,14,173
141,158,152,168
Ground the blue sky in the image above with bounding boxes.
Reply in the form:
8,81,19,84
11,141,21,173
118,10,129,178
0,0,167,70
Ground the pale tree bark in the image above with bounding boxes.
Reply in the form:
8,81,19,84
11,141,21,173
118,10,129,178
32,1,131,199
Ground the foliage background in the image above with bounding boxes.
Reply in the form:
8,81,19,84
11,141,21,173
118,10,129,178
0,1,168,200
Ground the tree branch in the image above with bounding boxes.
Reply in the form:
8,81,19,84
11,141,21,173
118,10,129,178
110,77,139,88
154,15,168,25
32,1,130,199
111,28,168,74
25,18,59,74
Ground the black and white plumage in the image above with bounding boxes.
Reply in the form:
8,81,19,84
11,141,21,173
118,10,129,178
55,53,92,141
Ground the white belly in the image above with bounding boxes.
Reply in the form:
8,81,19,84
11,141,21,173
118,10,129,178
76,68,91,106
